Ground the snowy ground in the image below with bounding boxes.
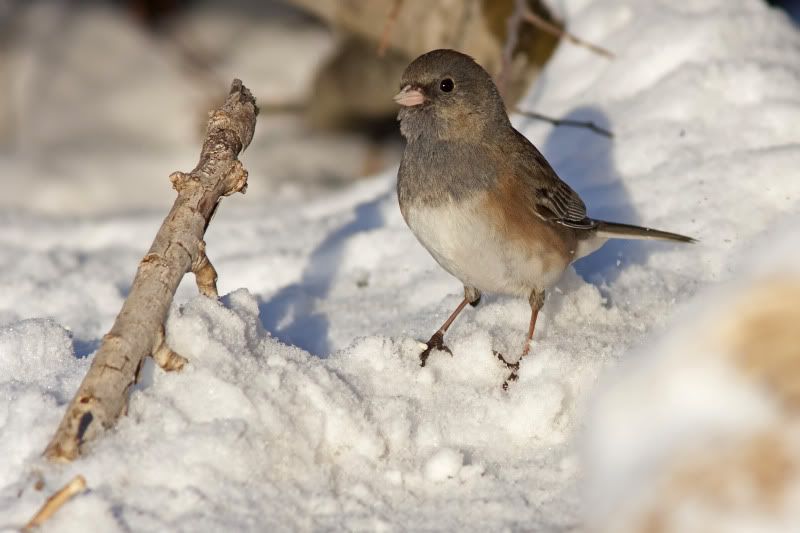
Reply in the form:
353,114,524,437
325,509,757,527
2,0,800,531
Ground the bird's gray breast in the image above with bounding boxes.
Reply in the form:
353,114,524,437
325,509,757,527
397,139,496,209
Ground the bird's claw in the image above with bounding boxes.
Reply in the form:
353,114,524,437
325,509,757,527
495,351,520,391
419,331,451,367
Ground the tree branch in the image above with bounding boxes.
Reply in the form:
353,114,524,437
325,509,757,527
520,4,614,59
516,108,614,138
43,79,258,462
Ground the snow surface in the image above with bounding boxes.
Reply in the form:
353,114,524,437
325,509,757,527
1,0,800,531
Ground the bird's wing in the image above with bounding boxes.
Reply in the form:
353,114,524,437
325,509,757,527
506,130,595,230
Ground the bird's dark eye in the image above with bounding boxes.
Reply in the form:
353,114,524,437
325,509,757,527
440,78,454,92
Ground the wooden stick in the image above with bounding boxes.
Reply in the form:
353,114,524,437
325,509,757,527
520,5,614,59
24,475,87,530
43,80,258,462
515,108,614,138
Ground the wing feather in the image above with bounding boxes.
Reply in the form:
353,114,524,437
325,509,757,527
505,130,595,230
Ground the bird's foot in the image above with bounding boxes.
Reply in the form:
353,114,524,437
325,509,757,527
495,351,520,391
419,331,451,367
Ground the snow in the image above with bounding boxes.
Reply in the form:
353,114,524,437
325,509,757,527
422,448,466,483
1,0,800,531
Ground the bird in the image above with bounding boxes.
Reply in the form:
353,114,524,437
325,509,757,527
394,49,695,388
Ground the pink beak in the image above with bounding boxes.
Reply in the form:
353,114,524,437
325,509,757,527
393,85,425,106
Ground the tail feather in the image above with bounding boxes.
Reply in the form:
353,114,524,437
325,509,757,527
594,220,697,243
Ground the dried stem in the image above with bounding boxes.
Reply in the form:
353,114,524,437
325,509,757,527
43,80,258,462
520,5,614,59
377,0,405,57
24,475,87,530
497,0,613,100
496,0,526,101
516,108,614,138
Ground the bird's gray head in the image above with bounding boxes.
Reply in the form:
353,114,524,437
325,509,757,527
394,49,509,142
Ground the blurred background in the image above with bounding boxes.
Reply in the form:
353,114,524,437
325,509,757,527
1,2,800,531
0,0,551,213
2,0,793,215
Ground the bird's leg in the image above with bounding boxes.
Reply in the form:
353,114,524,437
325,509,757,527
419,287,481,367
499,289,545,389
465,286,482,308
420,298,467,367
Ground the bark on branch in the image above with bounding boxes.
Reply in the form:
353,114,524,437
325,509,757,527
43,79,258,462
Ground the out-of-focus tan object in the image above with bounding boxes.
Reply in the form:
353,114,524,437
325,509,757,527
637,279,800,533
720,279,800,411
295,0,559,120
586,276,800,533
308,36,410,131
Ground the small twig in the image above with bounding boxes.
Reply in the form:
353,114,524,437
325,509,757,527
496,0,526,101
192,240,219,299
377,0,404,57
520,6,614,59
24,475,87,530
152,326,187,372
516,108,614,138
497,0,613,99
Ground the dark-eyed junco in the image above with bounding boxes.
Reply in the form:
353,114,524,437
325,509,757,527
395,49,695,388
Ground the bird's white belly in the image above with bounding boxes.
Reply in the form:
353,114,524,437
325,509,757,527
404,197,563,296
